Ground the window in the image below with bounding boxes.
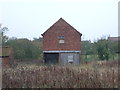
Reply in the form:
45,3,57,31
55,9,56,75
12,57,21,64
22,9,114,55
58,36,65,39
58,35,65,44
68,55,73,63
59,40,64,43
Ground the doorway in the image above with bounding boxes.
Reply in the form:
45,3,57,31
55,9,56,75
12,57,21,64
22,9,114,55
44,53,59,64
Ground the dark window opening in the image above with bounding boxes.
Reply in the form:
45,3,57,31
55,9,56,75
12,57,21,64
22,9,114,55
44,53,59,64
58,36,65,39
58,36,65,44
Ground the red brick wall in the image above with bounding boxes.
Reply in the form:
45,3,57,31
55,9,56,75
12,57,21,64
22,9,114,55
9,48,14,63
2,57,9,67
43,26,81,51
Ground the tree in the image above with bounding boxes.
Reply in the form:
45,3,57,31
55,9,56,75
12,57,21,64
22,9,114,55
32,37,43,59
81,40,96,60
6,37,43,60
6,38,32,59
108,40,119,60
0,24,9,46
95,38,111,61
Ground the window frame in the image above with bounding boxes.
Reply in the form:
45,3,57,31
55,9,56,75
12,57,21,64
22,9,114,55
58,35,65,44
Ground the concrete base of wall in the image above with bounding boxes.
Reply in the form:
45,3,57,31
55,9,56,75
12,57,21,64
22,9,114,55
59,52,80,65
44,51,81,65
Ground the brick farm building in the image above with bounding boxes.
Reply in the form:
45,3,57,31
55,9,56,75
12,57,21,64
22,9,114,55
42,18,82,65
0,46,14,67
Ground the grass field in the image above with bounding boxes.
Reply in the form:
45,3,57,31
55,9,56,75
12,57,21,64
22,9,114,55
2,60,119,88
81,54,119,61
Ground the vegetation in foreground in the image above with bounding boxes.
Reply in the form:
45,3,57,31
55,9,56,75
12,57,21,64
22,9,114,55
3,61,119,88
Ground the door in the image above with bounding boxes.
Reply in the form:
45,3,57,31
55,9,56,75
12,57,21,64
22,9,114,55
44,53,59,64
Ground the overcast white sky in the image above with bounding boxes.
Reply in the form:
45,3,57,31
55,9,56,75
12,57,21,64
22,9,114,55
0,0,119,42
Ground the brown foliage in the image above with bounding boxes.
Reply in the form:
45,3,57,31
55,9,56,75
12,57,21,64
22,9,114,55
2,61,119,88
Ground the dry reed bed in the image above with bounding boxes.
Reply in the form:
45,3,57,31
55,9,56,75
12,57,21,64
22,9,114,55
2,61,119,88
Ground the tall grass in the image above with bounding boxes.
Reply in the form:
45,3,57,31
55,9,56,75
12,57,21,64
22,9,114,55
2,61,119,88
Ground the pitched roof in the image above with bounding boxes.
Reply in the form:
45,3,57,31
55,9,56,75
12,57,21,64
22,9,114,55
108,37,120,41
42,18,82,36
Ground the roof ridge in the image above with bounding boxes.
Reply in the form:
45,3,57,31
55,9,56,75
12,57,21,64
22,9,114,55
42,18,82,36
